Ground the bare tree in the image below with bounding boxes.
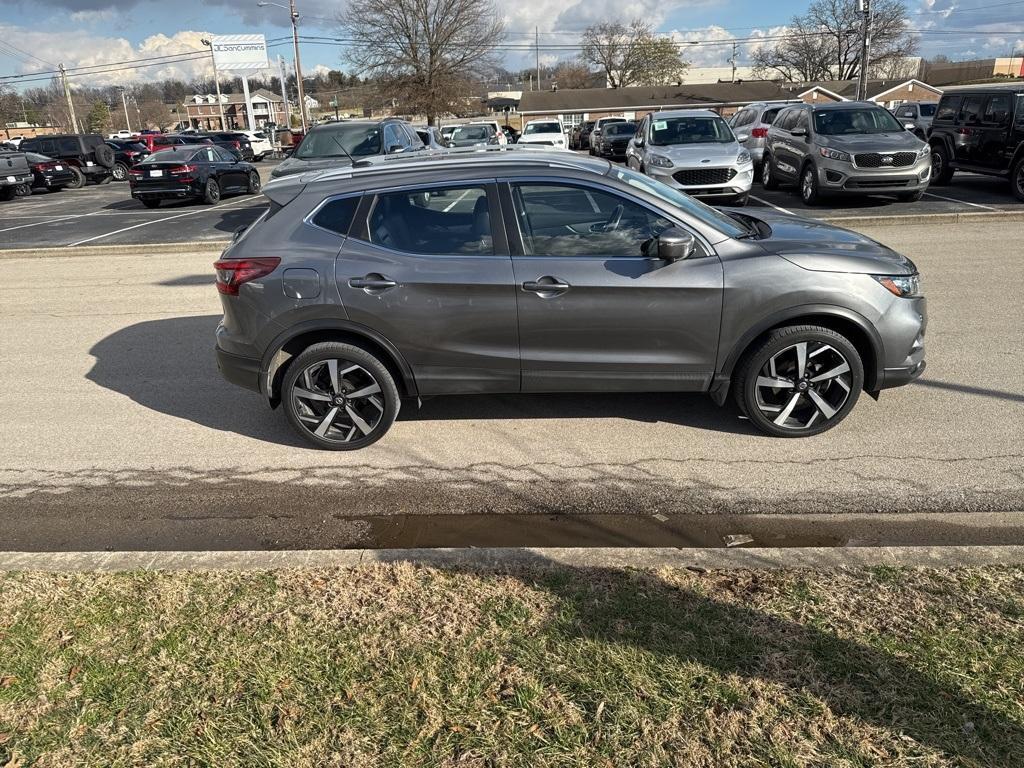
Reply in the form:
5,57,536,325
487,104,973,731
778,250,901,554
553,60,594,90
752,0,917,82
580,20,688,88
339,0,504,124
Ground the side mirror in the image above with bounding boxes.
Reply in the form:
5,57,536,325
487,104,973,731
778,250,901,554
387,144,403,154
736,133,750,142
656,227,696,262
790,127,808,137
904,122,916,131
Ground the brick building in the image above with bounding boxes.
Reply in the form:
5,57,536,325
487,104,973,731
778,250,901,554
790,79,943,108
182,89,288,130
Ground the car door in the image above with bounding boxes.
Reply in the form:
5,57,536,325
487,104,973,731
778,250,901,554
336,182,520,394
214,146,247,190
770,109,799,179
955,94,986,165
502,179,723,392
977,93,1014,171
626,117,647,169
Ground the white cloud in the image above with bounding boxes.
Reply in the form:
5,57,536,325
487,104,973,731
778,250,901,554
69,8,116,23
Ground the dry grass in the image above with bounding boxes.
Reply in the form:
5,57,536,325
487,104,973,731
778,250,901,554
1,563,1022,767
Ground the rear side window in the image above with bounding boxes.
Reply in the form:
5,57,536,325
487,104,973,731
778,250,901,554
311,196,360,236
59,138,79,153
761,107,784,125
959,95,985,124
777,109,798,131
934,96,962,121
984,94,1012,126
368,185,492,255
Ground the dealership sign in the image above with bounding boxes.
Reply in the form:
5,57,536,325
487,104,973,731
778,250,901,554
210,34,270,72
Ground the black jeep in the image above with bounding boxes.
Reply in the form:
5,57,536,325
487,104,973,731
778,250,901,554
18,134,116,188
928,84,1024,200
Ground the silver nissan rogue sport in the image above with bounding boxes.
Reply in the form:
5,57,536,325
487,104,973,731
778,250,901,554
215,149,926,450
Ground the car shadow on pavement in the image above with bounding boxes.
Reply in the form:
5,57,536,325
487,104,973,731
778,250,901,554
914,378,1024,404
501,560,1024,765
158,275,215,287
86,315,753,444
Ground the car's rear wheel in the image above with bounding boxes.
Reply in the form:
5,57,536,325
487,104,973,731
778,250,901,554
141,198,161,209
800,164,822,205
66,167,85,189
203,178,221,204
1011,157,1024,202
761,154,779,190
14,183,32,197
930,144,954,185
734,325,863,438
282,342,400,450
247,171,261,194
112,162,129,182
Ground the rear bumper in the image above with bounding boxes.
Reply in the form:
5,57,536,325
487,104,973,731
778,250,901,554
1,173,32,187
131,182,200,200
216,345,262,393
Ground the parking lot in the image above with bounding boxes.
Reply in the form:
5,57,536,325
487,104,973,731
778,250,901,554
2,156,1023,252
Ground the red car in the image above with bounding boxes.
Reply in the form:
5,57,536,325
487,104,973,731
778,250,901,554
138,134,213,153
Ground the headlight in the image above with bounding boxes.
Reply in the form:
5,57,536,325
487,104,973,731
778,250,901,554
873,274,922,297
819,147,851,162
647,154,673,168
737,149,752,165
917,145,930,159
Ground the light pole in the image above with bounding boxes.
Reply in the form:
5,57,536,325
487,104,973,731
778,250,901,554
856,0,872,101
201,38,227,130
118,87,131,133
258,0,308,131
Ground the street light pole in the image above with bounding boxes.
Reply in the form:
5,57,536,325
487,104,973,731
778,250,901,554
201,38,227,130
857,0,872,101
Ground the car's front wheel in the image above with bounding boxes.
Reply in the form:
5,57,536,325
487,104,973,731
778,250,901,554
930,144,954,185
112,162,129,182
203,178,221,204
734,325,863,437
800,164,822,205
283,342,400,450
248,171,261,194
761,154,779,190
1011,157,1024,202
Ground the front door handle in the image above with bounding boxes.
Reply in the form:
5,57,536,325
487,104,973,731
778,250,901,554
349,274,397,292
522,276,571,295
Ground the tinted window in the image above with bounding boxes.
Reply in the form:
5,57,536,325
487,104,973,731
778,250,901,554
935,95,962,121
295,124,382,159
1017,94,1024,125
776,109,797,131
650,115,734,145
897,106,915,118
368,186,493,255
984,94,1012,126
794,111,809,133
513,183,673,258
140,149,200,164
604,123,637,136
58,137,79,153
761,107,784,125
214,147,236,162
524,121,562,135
732,109,754,127
383,124,405,151
25,152,51,163
919,103,937,117
960,95,985,124
813,108,903,135
311,196,359,236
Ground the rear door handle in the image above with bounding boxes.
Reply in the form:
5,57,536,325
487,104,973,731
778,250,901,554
348,275,397,291
522,276,571,295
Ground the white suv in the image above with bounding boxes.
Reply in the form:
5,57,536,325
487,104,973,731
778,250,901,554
516,119,567,149
240,130,274,161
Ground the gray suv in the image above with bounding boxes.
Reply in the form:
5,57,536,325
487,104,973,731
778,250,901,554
728,101,796,177
762,102,931,204
892,101,936,140
215,149,926,449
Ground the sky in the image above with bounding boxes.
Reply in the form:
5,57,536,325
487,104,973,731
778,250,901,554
0,0,1022,91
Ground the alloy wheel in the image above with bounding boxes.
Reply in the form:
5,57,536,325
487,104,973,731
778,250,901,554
801,169,814,202
753,341,852,431
1014,162,1024,199
930,150,944,182
291,359,386,444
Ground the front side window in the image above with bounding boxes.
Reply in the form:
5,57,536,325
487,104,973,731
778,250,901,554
383,124,406,152
367,186,493,255
650,115,734,145
813,108,903,135
295,124,382,159
984,94,1013,126
960,95,985,124
1016,94,1024,126
761,107,784,125
935,95,962,121
512,183,673,258
776,109,797,131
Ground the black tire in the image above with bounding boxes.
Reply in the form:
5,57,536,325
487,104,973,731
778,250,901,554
1011,157,1024,202
14,183,32,197
282,342,400,451
897,190,924,202
800,163,822,205
247,170,261,195
0,186,15,201
733,325,864,438
94,143,116,169
930,144,954,185
141,198,161,209
112,162,129,182
761,153,779,190
203,178,221,204
66,167,85,189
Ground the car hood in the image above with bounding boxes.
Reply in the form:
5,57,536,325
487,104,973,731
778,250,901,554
518,133,563,143
819,131,924,152
270,155,353,178
746,209,917,275
648,142,741,165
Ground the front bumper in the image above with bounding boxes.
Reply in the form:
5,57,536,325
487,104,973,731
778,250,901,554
816,155,931,195
875,293,927,391
216,345,262,393
647,163,754,199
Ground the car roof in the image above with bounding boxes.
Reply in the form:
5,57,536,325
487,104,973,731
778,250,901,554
650,109,721,119
809,101,888,111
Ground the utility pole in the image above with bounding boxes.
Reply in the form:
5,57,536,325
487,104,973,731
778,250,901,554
58,63,78,133
290,0,308,131
201,39,228,130
277,55,291,131
119,87,131,132
729,41,738,83
857,0,872,101
536,27,541,91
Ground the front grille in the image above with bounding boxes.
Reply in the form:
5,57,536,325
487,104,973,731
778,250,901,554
854,151,917,168
673,167,736,186
844,177,914,189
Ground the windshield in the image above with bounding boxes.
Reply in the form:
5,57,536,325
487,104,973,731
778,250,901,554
650,116,734,146
295,124,382,159
524,122,561,135
604,123,636,136
140,148,199,164
610,165,748,239
25,152,51,163
451,125,491,141
813,108,904,135
919,103,937,117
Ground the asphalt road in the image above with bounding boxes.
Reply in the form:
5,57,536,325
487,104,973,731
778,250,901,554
1,218,1021,551
1,157,1022,251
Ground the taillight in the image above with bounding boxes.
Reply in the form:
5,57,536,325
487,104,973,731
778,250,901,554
232,141,240,149
751,127,768,138
214,257,280,295
169,164,196,174
128,167,143,177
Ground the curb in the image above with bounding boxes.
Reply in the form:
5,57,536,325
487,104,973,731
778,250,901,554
820,210,1024,227
3,546,1024,572
0,242,231,260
